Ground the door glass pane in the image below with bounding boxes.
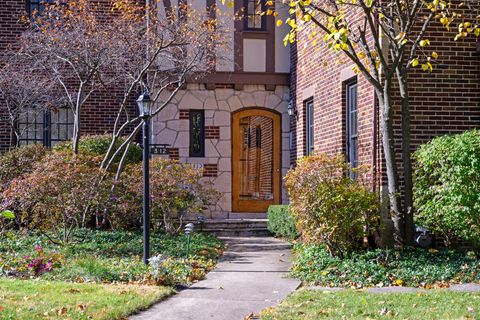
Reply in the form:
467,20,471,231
238,115,274,201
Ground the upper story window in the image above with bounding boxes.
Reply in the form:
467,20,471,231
305,99,314,156
345,80,358,173
189,110,205,157
244,0,266,30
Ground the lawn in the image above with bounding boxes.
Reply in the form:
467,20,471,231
0,277,172,320
0,229,223,319
260,289,480,320
0,229,223,285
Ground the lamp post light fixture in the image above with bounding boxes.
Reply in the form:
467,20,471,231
184,223,195,258
287,99,297,120
137,91,153,265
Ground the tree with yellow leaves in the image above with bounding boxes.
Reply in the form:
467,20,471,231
273,0,479,246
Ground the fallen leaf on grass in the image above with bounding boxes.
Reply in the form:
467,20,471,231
0,306,4,312
467,307,475,312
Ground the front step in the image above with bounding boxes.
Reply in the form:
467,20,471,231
192,219,271,237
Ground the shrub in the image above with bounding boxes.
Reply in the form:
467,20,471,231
110,158,220,232
267,205,299,240
54,134,142,165
2,151,112,243
284,154,379,257
413,130,480,245
291,243,480,288
0,144,48,191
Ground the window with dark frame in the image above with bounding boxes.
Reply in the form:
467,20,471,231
189,110,205,157
244,0,266,30
305,99,314,156
345,80,358,174
26,0,56,17
18,108,74,147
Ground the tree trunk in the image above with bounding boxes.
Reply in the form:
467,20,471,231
397,69,414,245
72,111,80,154
377,85,405,245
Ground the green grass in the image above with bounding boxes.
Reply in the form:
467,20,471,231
260,289,480,320
0,278,172,320
0,230,223,285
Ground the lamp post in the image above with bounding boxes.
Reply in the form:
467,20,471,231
137,91,152,265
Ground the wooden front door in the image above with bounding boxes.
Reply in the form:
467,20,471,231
232,109,281,212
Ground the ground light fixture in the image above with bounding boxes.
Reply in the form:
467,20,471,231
137,90,153,264
184,223,195,257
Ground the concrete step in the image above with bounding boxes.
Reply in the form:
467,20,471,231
188,219,271,237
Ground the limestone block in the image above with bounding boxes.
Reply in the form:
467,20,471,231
178,147,189,158
205,110,215,120
282,113,290,132
243,84,260,92
215,140,231,157
166,119,183,132
227,95,243,111
213,110,230,126
205,139,220,157
213,172,232,193
282,150,291,169
158,103,178,121
152,120,166,136
265,93,281,109
238,92,255,107
218,101,230,111
219,126,231,140
157,128,177,145
253,91,266,107
179,92,203,109
275,101,289,113
218,157,231,172
204,97,219,109
174,131,189,148
216,192,232,212
215,88,234,101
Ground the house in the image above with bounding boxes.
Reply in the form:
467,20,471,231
290,4,480,196
1,1,479,221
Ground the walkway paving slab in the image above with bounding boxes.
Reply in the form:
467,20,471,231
130,237,300,320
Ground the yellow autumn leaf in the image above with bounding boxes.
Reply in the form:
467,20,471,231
276,19,283,27
432,51,439,59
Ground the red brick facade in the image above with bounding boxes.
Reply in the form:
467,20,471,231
291,7,480,190
0,0,135,151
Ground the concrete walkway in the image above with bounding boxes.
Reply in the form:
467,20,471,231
130,237,300,320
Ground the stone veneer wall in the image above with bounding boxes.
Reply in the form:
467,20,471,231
152,83,291,219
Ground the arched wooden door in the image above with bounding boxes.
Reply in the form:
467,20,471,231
232,108,281,212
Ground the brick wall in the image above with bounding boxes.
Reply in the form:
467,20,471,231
0,0,139,151
292,4,480,191
291,7,377,182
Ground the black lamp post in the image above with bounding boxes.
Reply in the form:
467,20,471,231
137,91,152,265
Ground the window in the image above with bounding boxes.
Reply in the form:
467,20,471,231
18,108,74,147
26,0,54,17
189,110,205,157
244,0,266,30
345,81,358,171
305,99,314,156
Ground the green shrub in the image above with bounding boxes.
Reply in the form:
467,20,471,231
284,154,379,257
267,205,299,240
291,243,480,288
54,134,142,165
413,130,480,245
110,158,220,232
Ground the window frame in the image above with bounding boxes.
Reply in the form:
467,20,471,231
17,108,74,148
243,0,267,31
345,80,358,172
304,99,314,156
189,110,205,157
